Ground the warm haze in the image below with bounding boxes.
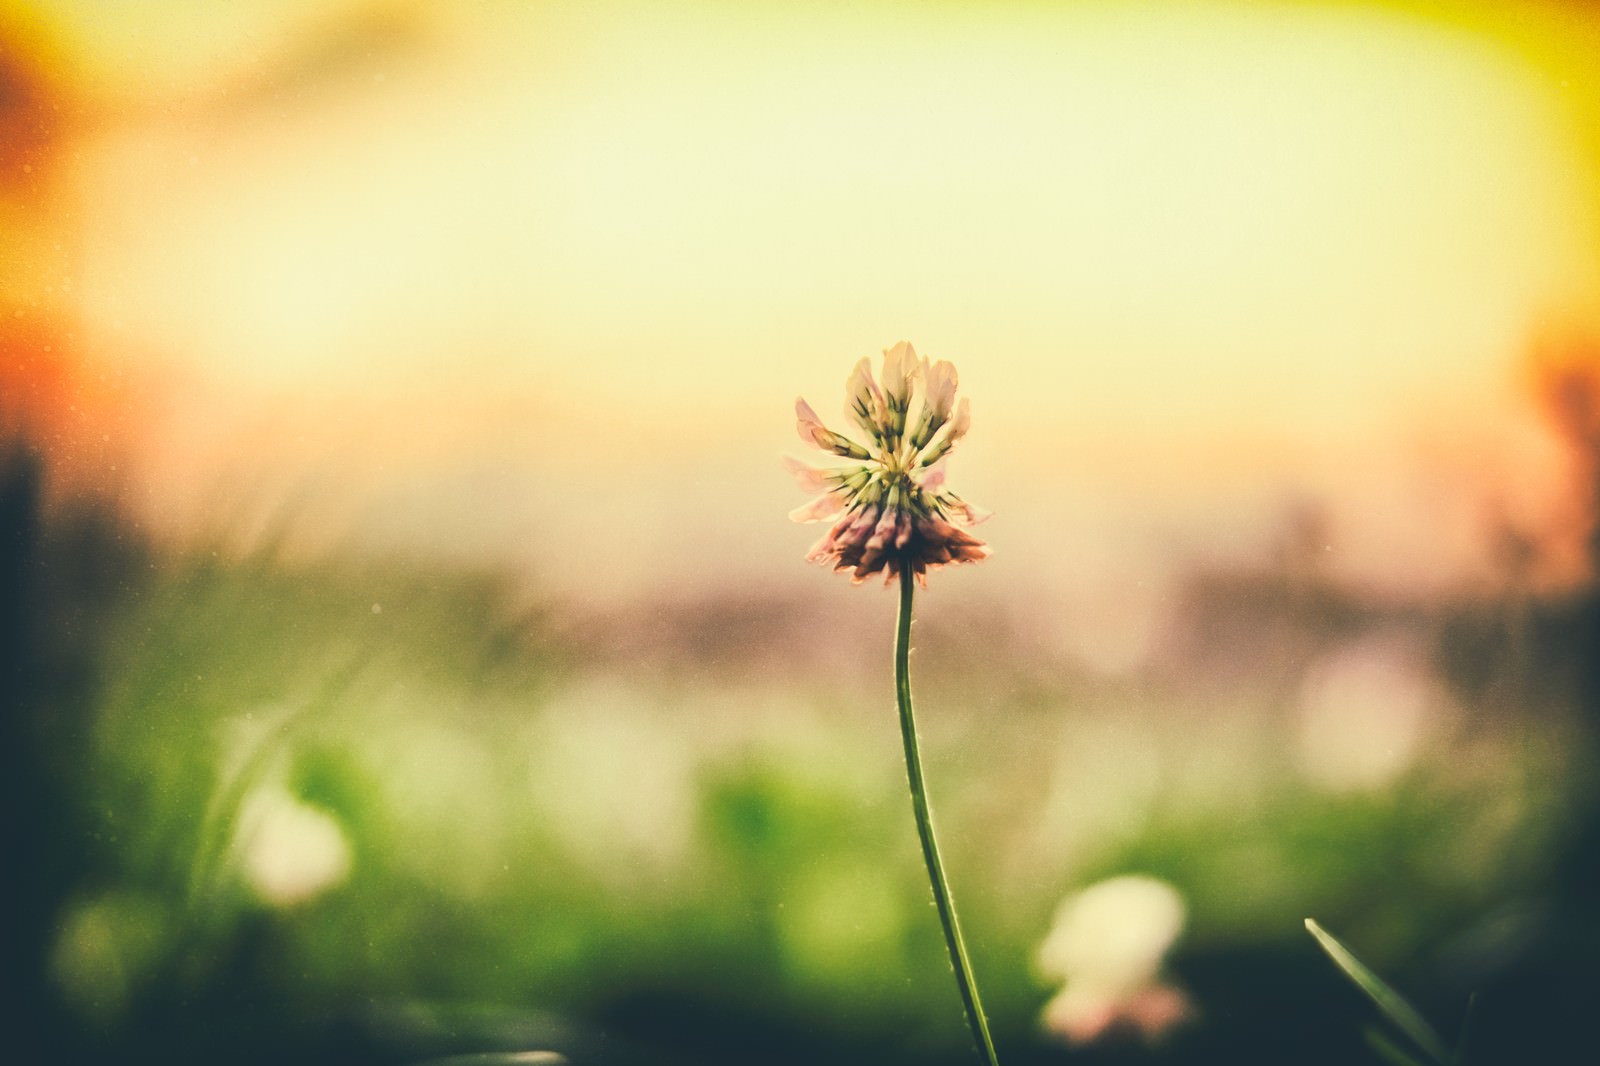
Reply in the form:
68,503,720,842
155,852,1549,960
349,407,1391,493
7,0,1599,629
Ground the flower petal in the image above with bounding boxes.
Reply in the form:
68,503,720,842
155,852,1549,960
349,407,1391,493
918,397,971,467
908,359,959,451
795,396,871,459
938,490,992,526
914,513,990,568
805,509,861,564
881,341,918,400
789,492,849,523
845,358,888,444
893,508,914,549
880,341,921,444
926,360,959,420
795,397,827,443
781,455,827,493
947,395,971,440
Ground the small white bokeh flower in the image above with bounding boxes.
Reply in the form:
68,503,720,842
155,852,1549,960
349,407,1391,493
233,784,353,907
1035,874,1193,1045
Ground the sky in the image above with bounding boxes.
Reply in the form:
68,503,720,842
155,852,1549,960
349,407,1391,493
6,0,1600,627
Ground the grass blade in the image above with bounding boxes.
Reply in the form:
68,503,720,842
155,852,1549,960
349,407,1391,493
1367,1026,1433,1066
1305,918,1453,1066
1454,991,1478,1065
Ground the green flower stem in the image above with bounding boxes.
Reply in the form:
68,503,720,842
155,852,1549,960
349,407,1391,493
896,566,1001,1066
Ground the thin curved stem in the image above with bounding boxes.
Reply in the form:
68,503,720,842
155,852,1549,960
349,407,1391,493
896,566,1001,1066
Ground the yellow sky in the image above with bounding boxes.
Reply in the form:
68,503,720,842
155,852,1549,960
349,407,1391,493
11,0,1600,610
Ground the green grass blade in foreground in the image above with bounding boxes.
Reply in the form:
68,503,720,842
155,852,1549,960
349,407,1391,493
1454,992,1477,1065
1367,1026,1434,1066
1305,918,1453,1066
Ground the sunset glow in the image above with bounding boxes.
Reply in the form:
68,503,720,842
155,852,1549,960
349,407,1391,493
7,0,1600,604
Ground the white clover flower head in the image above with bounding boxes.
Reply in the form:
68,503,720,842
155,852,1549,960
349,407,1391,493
1034,875,1193,1046
787,341,990,585
233,785,352,908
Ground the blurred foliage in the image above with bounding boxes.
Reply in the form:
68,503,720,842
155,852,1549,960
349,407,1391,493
4,450,1597,1064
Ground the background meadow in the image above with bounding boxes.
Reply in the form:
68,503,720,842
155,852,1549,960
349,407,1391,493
5,1,1600,1063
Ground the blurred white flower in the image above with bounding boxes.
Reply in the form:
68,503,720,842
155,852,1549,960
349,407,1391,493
234,784,353,907
1035,874,1192,1045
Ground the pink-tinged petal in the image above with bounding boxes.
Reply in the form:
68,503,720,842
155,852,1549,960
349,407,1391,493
789,492,848,523
795,396,871,459
795,396,827,444
880,341,922,443
851,553,889,583
925,360,958,419
841,506,881,563
786,458,871,499
917,398,972,467
845,503,881,542
845,358,888,442
907,358,960,450
943,396,971,442
920,463,947,494
804,535,839,566
782,455,833,494
865,504,899,551
881,341,918,401
850,505,900,582
851,543,884,580
939,490,992,526
893,508,914,549
913,514,990,569
805,509,860,564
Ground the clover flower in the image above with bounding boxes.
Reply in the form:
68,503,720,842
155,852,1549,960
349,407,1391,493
789,341,990,584
791,342,1003,1065
1035,876,1193,1046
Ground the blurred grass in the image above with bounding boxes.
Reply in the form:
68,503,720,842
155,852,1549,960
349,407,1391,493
24,537,1595,1065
